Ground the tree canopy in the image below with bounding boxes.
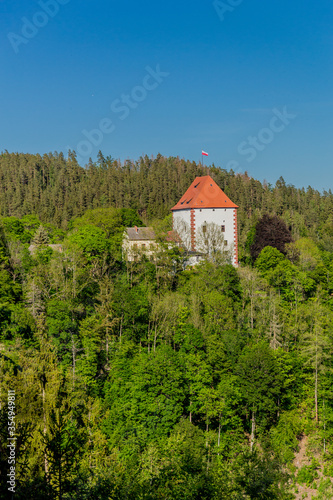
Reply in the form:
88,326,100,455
1,152,333,499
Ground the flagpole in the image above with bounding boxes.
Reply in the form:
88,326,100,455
201,150,208,168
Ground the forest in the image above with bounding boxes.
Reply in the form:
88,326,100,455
1,151,333,499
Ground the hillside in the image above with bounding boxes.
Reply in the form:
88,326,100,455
0,152,333,499
1,151,333,253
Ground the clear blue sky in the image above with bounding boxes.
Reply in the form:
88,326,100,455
1,0,332,191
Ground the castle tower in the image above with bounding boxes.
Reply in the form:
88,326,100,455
171,175,238,266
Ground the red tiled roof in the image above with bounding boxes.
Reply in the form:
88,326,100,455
171,175,238,210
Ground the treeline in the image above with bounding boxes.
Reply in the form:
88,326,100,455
1,151,333,254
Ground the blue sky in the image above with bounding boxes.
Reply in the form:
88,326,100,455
1,0,332,191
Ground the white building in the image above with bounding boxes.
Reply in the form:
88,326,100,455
122,226,157,261
171,175,238,266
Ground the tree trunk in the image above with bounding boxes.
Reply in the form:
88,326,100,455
106,326,109,367
323,398,326,454
315,326,318,424
59,459,62,500
250,297,254,329
153,325,157,352
119,313,123,343
42,383,49,476
72,336,76,392
250,409,255,451
315,364,318,423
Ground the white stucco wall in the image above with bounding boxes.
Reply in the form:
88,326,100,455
172,210,192,250
194,208,234,246
122,234,158,261
172,207,238,266
173,209,191,227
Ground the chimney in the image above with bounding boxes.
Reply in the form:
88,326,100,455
134,226,138,233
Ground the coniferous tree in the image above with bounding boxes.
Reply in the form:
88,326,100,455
32,226,49,246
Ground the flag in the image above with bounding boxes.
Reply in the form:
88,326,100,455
202,150,209,156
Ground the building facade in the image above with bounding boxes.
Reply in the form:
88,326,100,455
171,175,238,266
122,226,157,261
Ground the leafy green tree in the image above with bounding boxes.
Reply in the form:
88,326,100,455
212,447,291,499
138,419,210,499
119,208,143,228
94,277,119,366
66,226,110,262
268,259,316,304
236,342,283,449
254,246,286,276
293,237,323,271
71,208,123,238
42,408,84,500
233,447,291,499
0,223,10,264
75,316,104,396
180,261,241,303
1,217,26,242
202,290,237,335
300,302,333,423
104,345,186,448
214,375,243,455
238,266,267,331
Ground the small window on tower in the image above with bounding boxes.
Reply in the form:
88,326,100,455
224,240,228,246
202,225,207,233
221,225,225,232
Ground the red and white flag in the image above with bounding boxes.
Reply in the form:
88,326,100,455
201,150,209,156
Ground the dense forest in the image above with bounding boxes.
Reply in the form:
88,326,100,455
1,151,333,499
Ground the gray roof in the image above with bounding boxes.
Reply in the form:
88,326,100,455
126,227,156,241
28,243,63,254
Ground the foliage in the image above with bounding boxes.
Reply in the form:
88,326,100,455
255,246,286,276
32,226,49,246
66,226,110,261
250,214,293,261
1,153,333,498
296,460,320,487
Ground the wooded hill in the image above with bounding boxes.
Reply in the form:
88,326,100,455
1,151,333,499
1,151,333,254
